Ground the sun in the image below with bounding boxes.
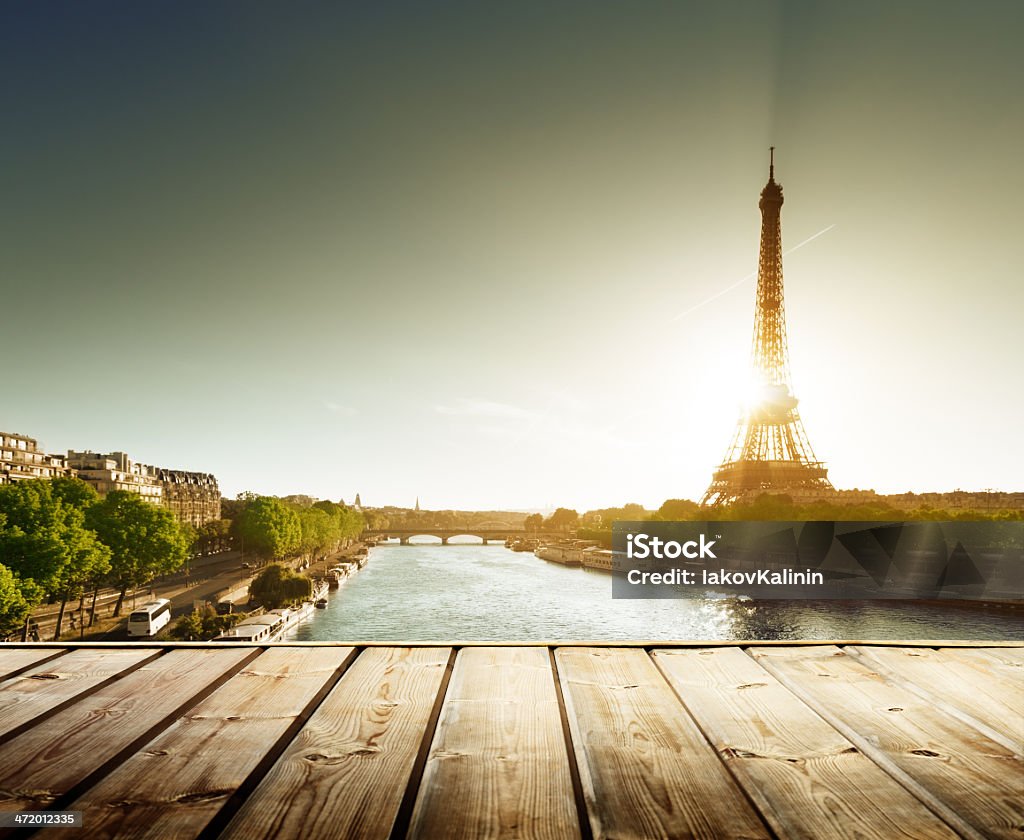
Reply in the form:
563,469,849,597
739,375,798,422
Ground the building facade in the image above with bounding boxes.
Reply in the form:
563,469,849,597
154,468,221,528
1,432,72,484
65,451,165,505
65,450,220,527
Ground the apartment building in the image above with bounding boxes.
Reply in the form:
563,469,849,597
1,432,72,484
66,450,220,526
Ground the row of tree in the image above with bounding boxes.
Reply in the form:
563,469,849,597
231,495,365,564
648,495,1024,523
539,495,1023,546
0,478,191,639
523,508,580,532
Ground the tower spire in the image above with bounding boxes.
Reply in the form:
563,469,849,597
701,152,833,507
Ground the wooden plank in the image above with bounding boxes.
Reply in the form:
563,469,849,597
0,648,159,739
850,646,1024,752
557,647,770,840
654,647,959,840
940,646,1024,675
220,647,449,840
0,647,65,679
987,646,1024,663
53,647,350,840
7,639,1024,648
407,647,580,839
751,645,1024,839
0,647,254,813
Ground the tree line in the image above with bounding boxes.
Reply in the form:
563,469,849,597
0,482,367,640
535,496,1023,547
0,478,191,639
228,494,365,564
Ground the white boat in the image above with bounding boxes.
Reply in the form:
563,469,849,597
581,547,616,572
212,601,315,643
536,542,583,567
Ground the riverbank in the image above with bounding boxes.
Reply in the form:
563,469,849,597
24,540,372,643
303,540,369,580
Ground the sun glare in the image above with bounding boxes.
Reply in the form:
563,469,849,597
739,376,799,422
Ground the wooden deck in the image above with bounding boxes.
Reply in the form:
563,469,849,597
0,641,1020,839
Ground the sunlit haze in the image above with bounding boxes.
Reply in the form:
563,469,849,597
3,2,1021,510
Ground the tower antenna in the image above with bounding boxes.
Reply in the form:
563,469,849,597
769,146,775,180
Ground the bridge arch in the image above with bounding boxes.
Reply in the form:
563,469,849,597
364,528,559,546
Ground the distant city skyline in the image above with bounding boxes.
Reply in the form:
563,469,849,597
2,2,1022,510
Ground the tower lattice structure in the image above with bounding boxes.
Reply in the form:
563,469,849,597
701,149,833,507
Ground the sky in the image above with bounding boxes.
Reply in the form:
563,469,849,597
2,1,1022,510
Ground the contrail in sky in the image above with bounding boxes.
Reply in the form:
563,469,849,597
669,223,837,322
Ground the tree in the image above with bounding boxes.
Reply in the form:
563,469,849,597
312,500,340,516
170,604,242,641
198,519,232,554
654,499,701,521
236,496,301,561
0,561,32,639
524,513,543,532
338,506,365,542
50,476,100,510
296,506,339,561
362,509,388,530
87,491,190,617
48,476,111,636
545,508,579,533
249,563,312,610
0,480,110,638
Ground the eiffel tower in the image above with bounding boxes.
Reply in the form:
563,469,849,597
701,149,834,507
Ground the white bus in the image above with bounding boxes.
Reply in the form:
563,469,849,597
126,598,172,638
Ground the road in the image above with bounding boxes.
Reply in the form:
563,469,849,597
27,541,368,641
28,550,258,641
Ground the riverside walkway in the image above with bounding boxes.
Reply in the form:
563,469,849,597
0,641,1020,839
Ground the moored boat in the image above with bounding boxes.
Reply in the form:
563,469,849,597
536,539,601,567
536,542,582,567
212,600,315,642
581,547,616,572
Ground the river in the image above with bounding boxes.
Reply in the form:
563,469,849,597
289,540,1023,642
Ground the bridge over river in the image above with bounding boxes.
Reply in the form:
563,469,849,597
363,528,561,545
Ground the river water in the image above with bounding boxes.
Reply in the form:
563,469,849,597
289,541,1023,642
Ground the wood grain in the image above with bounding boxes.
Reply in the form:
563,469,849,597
984,646,1024,663
751,645,1024,839
50,647,350,840
0,648,65,679
936,646,1024,682
407,647,580,840
654,647,959,840
0,647,253,813
0,648,159,739
850,646,1024,752
558,647,770,840
220,647,449,840
9,639,1021,648
1,642,1020,839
